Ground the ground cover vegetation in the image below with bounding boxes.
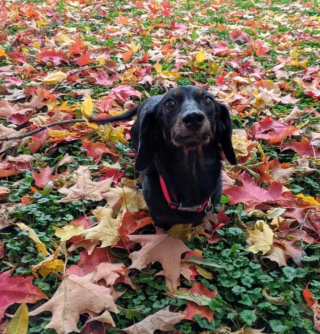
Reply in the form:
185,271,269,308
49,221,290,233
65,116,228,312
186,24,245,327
0,0,320,333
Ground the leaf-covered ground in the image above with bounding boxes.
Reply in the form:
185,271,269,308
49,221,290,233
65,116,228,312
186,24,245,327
0,0,320,333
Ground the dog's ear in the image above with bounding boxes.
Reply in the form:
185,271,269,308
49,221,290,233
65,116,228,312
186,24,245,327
216,102,237,165
135,107,158,172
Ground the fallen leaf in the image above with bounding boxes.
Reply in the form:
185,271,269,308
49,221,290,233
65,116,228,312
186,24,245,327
31,250,64,278
246,221,274,254
122,306,184,334
58,166,112,202
66,247,116,277
81,94,93,120
0,271,48,321
29,275,118,334
174,282,217,322
81,207,122,248
129,229,191,292
54,225,84,241
263,244,288,266
32,167,53,188
16,223,48,256
43,71,67,85
223,172,284,209
8,302,29,334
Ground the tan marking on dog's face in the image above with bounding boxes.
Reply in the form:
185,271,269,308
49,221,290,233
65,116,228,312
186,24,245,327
195,89,202,96
173,89,181,97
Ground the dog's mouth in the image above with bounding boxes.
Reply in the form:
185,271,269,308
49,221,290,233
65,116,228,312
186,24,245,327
173,132,211,148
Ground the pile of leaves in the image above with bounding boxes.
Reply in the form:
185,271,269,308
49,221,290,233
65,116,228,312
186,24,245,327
0,0,320,333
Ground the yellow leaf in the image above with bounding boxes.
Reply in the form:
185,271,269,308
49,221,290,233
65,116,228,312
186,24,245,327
17,223,48,256
105,186,148,212
121,68,138,84
0,47,6,57
195,48,206,64
232,134,252,159
195,265,213,279
131,42,141,53
8,302,29,334
289,47,299,61
167,224,193,242
154,63,162,74
81,207,121,247
98,56,106,66
161,71,181,80
55,32,74,45
246,221,274,254
31,249,64,278
252,93,265,108
102,123,126,143
43,71,67,85
54,225,84,241
33,41,40,49
48,129,78,139
81,95,94,120
296,194,320,207
36,18,46,27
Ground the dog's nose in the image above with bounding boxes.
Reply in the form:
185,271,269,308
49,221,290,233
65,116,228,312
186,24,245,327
182,112,205,130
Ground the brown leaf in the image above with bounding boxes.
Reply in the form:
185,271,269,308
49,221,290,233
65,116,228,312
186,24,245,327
122,306,184,334
263,244,288,266
29,275,118,334
58,166,112,202
129,229,191,292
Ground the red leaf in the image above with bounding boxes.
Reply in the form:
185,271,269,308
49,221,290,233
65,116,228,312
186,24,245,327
100,168,125,184
110,85,142,103
66,248,116,277
118,210,153,241
32,167,53,188
76,54,94,67
0,270,48,321
37,48,68,66
216,76,224,86
182,282,217,322
251,117,297,144
303,284,315,307
90,71,119,86
282,138,320,157
223,172,284,209
82,140,119,163
230,29,251,42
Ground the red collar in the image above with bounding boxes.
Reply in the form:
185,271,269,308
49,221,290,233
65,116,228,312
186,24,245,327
159,175,211,213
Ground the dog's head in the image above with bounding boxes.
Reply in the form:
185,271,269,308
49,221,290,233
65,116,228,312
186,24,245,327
136,86,237,171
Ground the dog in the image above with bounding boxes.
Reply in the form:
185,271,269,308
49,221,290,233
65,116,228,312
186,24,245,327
94,86,237,230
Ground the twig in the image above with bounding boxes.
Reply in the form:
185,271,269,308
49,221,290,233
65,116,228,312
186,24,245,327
0,119,87,142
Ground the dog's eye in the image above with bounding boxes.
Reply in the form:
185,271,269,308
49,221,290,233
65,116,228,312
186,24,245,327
164,99,176,110
203,97,214,107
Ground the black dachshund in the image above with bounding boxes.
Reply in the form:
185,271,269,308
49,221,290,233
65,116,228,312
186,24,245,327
95,86,237,230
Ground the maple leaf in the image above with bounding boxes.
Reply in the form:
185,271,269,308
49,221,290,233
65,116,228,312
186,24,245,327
129,229,191,292
251,117,297,144
81,207,122,248
67,247,116,277
0,270,48,321
117,210,153,241
174,282,217,322
32,167,53,188
232,134,253,159
29,275,118,334
58,166,112,202
43,71,67,85
122,306,185,334
246,221,274,254
82,140,119,163
37,48,68,66
282,138,320,157
31,249,64,278
90,71,120,86
105,186,148,212
223,172,284,209
110,85,142,103
263,244,288,266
